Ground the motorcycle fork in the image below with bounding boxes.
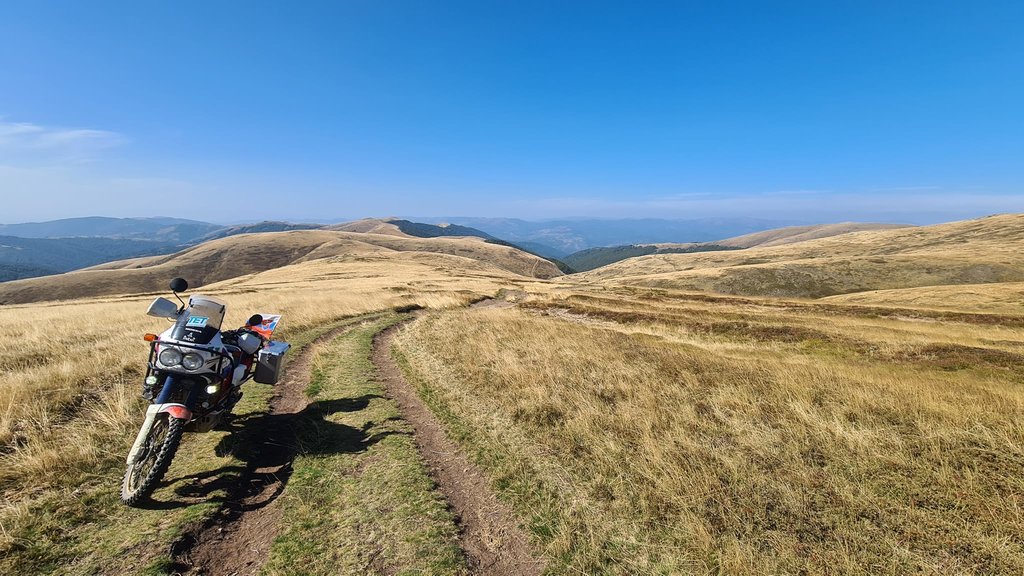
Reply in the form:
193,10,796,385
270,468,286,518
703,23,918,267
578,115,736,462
127,377,201,464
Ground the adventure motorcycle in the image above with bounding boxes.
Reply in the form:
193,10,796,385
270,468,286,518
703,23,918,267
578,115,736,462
120,278,290,506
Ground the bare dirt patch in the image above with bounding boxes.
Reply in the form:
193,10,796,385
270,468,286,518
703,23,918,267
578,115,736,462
470,297,515,310
373,323,545,576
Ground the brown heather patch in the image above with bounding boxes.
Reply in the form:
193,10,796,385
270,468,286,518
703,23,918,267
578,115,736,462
892,343,1024,371
521,298,846,346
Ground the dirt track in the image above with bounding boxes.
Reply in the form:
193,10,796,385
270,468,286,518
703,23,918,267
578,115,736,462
373,322,544,576
169,315,543,575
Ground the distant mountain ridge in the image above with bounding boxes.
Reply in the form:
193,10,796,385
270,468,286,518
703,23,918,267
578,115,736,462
0,226,564,304
416,216,800,254
0,235,178,282
0,215,918,282
0,216,223,243
0,218,327,282
195,221,323,242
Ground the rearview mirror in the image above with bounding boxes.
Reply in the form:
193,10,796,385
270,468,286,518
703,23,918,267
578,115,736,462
169,278,189,293
147,297,179,318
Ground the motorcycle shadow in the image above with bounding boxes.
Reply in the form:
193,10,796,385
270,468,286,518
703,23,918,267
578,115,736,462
144,393,408,511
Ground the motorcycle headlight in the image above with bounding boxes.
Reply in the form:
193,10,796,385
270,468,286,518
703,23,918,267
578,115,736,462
181,353,204,371
158,348,182,367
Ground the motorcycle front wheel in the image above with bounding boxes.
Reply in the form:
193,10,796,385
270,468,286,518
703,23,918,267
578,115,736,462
120,413,186,506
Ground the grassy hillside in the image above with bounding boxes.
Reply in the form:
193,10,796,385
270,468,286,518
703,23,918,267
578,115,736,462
822,281,1024,315
711,222,912,248
328,218,409,235
395,287,1024,574
3,213,1023,574
576,214,1024,298
563,222,909,272
330,217,574,272
0,229,562,304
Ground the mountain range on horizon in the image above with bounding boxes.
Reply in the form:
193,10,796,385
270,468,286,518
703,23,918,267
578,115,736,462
1,212,1020,305
0,214,807,252
9,211,1022,287
0,214,902,283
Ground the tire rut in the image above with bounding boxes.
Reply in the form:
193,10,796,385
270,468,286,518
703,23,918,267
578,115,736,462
373,321,545,576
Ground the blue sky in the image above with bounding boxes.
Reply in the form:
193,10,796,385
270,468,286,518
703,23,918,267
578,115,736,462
1,1,1023,224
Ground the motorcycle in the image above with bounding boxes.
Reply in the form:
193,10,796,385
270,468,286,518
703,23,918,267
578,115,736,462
120,277,290,506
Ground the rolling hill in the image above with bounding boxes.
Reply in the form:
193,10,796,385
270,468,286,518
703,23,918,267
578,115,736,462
574,214,1024,298
328,218,493,239
0,227,562,304
4,212,1023,575
563,222,911,271
821,281,1024,314
709,222,913,248
329,218,574,272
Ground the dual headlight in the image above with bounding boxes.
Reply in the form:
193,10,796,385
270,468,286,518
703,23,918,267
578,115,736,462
158,347,205,371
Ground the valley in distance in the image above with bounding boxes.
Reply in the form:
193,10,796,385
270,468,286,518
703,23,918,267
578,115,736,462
1,212,1022,574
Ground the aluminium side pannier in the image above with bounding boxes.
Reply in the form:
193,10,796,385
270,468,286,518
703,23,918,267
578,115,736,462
254,341,290,384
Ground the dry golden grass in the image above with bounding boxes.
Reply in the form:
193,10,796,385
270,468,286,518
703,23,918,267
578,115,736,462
577,214,1024,298
4,215,1024,574
822,281,1024,315
327,217,410,236
711,222,913,248
648,222,912,251
0,228,561,305
395,287,1024,574
0,252,532,552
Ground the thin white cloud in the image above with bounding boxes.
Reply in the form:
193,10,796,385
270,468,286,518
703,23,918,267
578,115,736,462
0,120,126,162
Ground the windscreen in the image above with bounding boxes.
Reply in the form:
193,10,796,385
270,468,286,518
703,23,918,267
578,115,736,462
170,295,227,344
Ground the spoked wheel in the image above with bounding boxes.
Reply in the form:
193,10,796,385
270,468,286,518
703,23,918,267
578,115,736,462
120,414,186,506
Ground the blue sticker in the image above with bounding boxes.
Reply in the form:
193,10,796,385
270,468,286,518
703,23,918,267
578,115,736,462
186,316,209,328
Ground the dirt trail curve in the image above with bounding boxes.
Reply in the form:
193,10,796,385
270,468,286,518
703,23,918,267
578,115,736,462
373,322,545,576
170,321,360,575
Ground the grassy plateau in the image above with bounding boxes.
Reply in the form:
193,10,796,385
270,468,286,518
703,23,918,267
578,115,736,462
1,214,1022,574
394,287,1024,574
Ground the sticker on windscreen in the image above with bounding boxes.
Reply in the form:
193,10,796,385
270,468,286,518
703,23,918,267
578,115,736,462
186,316,209,328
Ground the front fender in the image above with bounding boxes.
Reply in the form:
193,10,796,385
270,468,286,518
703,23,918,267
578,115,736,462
156,403,193,421
125,403,192,464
